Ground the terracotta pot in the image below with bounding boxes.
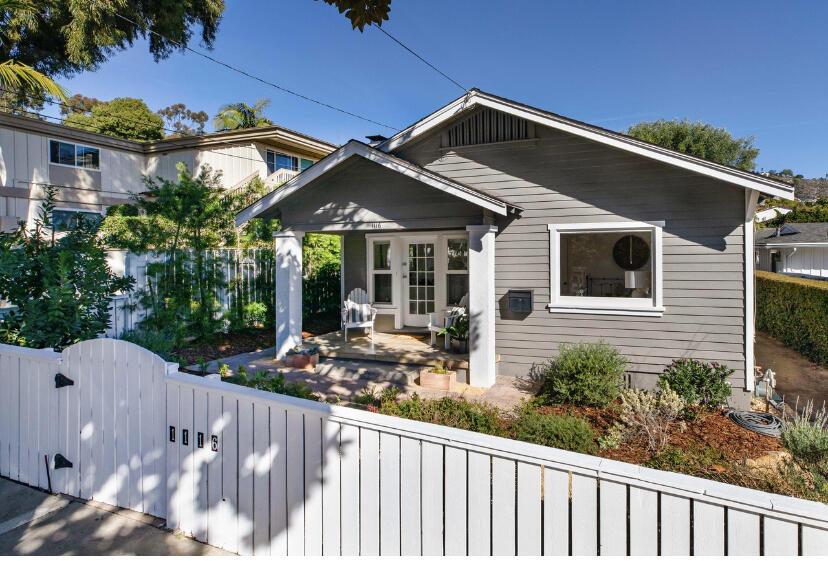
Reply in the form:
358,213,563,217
286,353,319,371
419,367,456,391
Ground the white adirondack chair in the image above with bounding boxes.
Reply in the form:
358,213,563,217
341,288,378,342
428,293,469,349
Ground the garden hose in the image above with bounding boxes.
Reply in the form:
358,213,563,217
725,409,783,438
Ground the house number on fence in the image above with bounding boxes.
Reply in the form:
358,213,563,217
168,426,218,452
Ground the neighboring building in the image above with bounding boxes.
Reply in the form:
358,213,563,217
239,89,795,408
755,223,828,279
0,112,337,232
754,206,792,223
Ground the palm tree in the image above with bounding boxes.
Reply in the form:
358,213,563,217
0,0,67,102
213,98,273,131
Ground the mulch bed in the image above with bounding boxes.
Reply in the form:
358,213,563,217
175,318,340,365
536,402,782,465
175,328,274,365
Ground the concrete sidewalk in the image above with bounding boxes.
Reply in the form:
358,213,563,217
0,477,230,555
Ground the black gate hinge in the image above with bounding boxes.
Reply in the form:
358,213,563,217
53,454,73,469
55,373,74,388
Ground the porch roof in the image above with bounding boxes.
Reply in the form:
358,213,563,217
235,140,515,226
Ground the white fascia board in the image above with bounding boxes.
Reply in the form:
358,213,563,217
235,141,506,226
379,92,795,200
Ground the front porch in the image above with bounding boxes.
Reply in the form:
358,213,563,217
238,140,512,388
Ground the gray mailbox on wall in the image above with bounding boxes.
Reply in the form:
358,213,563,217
507,290,533,313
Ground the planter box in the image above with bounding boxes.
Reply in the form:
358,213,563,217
285,353,319,371
419,367,456,391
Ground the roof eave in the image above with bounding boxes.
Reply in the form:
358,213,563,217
377,91,795,200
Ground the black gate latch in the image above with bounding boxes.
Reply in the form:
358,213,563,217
55,373,74,388
54,454,73,469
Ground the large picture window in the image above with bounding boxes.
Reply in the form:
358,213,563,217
372,240,392,304
548,222,663,316
49,140,99,170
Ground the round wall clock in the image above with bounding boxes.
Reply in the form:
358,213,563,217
613,234,649,270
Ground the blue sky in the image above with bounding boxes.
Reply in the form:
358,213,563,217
53,0,828,176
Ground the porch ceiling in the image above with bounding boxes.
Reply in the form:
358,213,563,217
235,140,515,227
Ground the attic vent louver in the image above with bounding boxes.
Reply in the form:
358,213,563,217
444,108,534,148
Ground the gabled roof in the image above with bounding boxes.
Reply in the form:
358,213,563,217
755,222,828,247
377,89,795,200
235,140,514,226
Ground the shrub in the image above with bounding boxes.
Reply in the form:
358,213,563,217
782,400,828,466
121,327,177,362
227,372,319,401
0,186,134,350
381,394,505,436
243,301,268,328
539,341,626,407
658,358,732,408
756,271,828,366
512,407,595,453
618,385,685,452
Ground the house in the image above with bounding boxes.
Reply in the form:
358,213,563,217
0,111,337,232
755,223,828,279
238,89,794,408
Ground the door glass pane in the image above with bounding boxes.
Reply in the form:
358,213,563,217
408,242,435,316
374,273,392,303
373,241,390,270
447,274,469,306
447,239,468,270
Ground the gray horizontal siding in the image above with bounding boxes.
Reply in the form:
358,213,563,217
398,117,747,390
278,157,484,231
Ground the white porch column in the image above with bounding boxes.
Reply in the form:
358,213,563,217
274,230,304,360
466,225,497,388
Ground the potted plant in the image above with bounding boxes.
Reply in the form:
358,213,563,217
284,345,320,371
419,362,457,391
438,314,469,354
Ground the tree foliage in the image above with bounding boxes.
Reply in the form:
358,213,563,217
213,99,272,131
158,103,209,137
0,186,134,350
59,93,103,116
625,118,759,171
63,97,165,141
0,0,225,79
316,0,391,30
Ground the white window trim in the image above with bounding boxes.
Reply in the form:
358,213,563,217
48,138,101,171
547,221,665,317
367,238,395,308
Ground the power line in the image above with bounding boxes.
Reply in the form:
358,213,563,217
376,27,468,93
104,8,399,132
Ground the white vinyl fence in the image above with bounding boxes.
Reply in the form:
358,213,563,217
1,339,827,556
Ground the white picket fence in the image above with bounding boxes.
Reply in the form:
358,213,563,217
1,339,827,556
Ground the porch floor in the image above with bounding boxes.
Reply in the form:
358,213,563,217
303,329,489,371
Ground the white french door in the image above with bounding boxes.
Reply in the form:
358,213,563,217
403,239,436,326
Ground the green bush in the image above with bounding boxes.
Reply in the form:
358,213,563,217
381,393,504,436
512,407,595,453
658,358,732,408
121,327,178,362
756,271,828,366
243,301,268,327
226,372,319,401
539,341,626,407
782,400,828,466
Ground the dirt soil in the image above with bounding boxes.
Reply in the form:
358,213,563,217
537,403,782,465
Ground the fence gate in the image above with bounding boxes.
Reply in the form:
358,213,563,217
53,339,169,517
